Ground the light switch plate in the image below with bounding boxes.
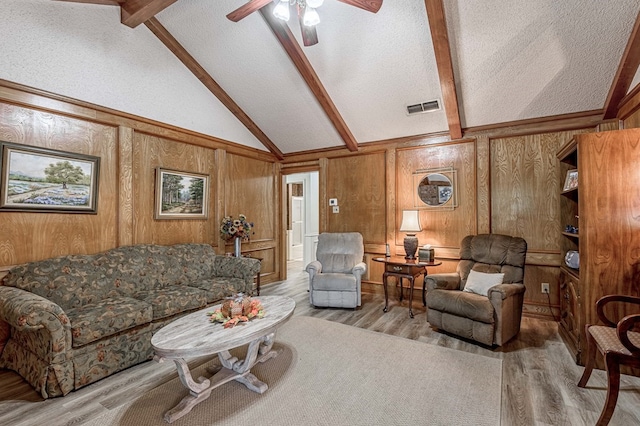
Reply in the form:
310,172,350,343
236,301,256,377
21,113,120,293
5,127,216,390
332,206,339,213
329,198,338,206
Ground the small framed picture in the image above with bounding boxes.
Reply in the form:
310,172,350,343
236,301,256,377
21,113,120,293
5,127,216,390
563,169,578,191
155,168,209,220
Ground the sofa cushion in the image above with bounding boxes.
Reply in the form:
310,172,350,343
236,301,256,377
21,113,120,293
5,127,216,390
427,289,494,324
189,278,246,303
134,285,207,320
312,273,357,292
66,297,152,348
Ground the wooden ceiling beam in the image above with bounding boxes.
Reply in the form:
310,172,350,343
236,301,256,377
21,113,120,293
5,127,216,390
424,0,462,140
54,0,177,27
53,0,122,5
120,0,178,28
603,10,640,119
145,17,284,160
227,0,273,22
260,3,359,152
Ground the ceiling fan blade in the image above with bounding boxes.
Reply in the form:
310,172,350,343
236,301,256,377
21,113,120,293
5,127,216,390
337,0,382,13
300,22,318,46
297,4,318,46
227,0,274,22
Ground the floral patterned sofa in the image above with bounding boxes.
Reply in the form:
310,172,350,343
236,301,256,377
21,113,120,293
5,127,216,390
0,243,260,399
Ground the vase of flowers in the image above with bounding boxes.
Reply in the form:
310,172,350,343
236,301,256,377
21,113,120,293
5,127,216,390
220,214,254,257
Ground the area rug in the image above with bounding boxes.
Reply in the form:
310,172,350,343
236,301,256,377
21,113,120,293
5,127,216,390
88,316,502,426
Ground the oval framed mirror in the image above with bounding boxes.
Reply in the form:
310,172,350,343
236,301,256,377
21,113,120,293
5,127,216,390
417,173,453,206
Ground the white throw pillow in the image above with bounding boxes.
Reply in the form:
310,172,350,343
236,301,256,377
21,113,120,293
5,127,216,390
463,269,505,296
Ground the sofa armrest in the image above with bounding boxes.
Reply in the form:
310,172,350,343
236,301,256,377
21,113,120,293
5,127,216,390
305,261,322,292
425,273,461,291
487,283,526,301
352,262,366,278
306,261,322,280
213,256,260,294
0,286,72,357
306,261,322,275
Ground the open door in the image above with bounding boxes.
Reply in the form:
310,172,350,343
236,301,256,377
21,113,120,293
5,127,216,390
284,172,319,275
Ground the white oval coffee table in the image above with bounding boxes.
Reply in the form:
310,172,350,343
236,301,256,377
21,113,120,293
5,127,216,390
151,295,296,423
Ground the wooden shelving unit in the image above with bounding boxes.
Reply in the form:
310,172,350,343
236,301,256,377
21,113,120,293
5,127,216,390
556,128,640,366
557,136,582,363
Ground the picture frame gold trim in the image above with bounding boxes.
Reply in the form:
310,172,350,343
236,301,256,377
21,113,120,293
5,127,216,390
0,141,100,213
154,167,209,220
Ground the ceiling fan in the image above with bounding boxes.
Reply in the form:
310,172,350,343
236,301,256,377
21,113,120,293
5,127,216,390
226,0,383,47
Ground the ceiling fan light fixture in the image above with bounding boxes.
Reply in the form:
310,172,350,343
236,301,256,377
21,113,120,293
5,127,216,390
302,7,320,26
273,0,290,21
306,0,324,8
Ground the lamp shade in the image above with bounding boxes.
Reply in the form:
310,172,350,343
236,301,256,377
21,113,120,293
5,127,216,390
399,210,421,233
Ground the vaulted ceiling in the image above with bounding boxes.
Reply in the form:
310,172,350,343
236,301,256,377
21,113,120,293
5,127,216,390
2,0,640,159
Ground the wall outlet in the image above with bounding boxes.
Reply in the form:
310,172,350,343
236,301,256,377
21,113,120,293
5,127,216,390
332,206,339,213
541,282,550,294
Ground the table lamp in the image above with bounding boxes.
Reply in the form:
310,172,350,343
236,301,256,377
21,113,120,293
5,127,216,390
399,210,421,259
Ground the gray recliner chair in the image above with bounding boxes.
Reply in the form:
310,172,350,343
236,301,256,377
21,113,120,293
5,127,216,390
305,232,366,308
425,234,527,346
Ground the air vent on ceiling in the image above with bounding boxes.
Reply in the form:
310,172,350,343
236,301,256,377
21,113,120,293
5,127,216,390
406,100,440,115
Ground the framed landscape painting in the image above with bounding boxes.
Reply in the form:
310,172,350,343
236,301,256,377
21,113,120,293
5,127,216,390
155,168,209,220
0,142,100,213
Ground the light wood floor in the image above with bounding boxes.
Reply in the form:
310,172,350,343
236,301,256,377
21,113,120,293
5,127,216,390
1,262,640,425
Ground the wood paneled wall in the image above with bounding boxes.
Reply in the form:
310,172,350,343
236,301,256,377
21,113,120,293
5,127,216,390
131,133,217,246
620,84,640,129
0,85,280,285
223,153,279,281
0,102,119,265
325,152,386,244
490,130,589,317
624,107,640,128
395,140,477,252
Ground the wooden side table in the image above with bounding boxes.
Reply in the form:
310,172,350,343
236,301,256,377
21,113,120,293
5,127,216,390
373,256,442,318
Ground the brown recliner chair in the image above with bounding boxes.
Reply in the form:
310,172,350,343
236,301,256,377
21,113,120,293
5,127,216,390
425,234,527,346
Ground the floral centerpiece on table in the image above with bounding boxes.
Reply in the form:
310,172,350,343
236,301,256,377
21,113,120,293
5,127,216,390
220,214,254,241
209,293,265,328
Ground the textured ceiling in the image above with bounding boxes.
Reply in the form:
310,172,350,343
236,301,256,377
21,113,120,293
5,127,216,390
1,0,639,155
445,0,640,127
0,0,265,151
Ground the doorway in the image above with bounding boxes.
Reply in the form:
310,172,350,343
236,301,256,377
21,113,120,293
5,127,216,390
285,172,319,275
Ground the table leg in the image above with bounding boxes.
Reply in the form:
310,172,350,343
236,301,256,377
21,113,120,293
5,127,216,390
161,332,278,423
408,276,415,318
383,272,389,313
422,272,427,306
